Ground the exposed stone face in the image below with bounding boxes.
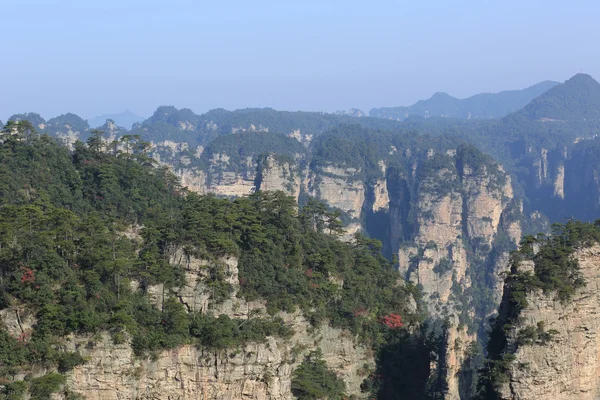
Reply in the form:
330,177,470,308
288,129,312,145
532,148,549,186
372,178,390,212
445,324,476,400
393,159,520,400
206,154,256,197
61,251,374,400
307,166,365,221
257,155,301,201
461,165,513,247
55,130,82,149
372,161,390,212
64,320,372,400
210,172,256,197
176,168,209,194
499,245,600,400
0,305,36,339
553,163,565,199
398,168,467,312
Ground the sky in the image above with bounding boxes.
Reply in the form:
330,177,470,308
1,0,599,122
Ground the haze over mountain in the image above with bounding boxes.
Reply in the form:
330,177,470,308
88,110,145,130
370,80,559,120
511,73,600,121
5,71,600,400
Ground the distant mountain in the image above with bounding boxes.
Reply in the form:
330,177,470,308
334,108,366,117
9,112,47,129
511,74,600,121
370,80,559,120
9,112,89,136
131,106,406,146
88,110,144,130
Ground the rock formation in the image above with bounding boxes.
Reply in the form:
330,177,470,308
60,251,375,400
497,245,600,400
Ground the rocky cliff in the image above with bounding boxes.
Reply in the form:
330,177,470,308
390,150,521,399
495,245,600,400
256,155,301,201
21,251,376,400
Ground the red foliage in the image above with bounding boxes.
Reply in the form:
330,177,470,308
239,277,248,286
379,313,404,329
304,268,314,278
20,266,35,285
309,282,319,289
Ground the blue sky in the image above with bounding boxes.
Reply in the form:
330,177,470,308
1,0,598,121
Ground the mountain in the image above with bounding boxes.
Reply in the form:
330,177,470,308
5,72,600,399
478,220,600,399
370,80,559,120
511,73,600,121
88,110,144,129
131,105,406,146
0,132,428,400
8,112,46,128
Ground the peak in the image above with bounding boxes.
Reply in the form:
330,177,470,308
564,73,600,86
512,73,600,121
430,92,454,99
154,105,178,114
568,73,596,81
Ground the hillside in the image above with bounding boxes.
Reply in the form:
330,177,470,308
370,80,558,120
477,221,600,399
511,73,600,121
0,127,432,399
4,72,600,399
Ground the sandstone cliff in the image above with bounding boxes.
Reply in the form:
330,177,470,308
392,151,520,400
256,155,301,201
496,245,600,400
57,251,375,400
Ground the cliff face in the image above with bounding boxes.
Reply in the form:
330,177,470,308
497,245,600,400
306,166,365,221
61,251,374,400
256,155,301,201
519,141,600,223
65,322,371,400
392,154,520,400
396,161,516,315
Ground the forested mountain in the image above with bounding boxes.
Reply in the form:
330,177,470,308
88,110,144,130
511,73,600,121
370,80,558,120
128,105,407,146
0,124,442,399
4,73,600,400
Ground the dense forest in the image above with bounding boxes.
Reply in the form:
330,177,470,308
0,123,440,399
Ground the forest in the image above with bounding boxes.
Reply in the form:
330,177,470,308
0,123,436,399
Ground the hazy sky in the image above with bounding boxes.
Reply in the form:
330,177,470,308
1,0,598,121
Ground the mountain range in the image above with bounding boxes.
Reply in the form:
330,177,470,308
4,73,600,400
370,79,559,120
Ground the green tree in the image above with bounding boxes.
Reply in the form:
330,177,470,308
291,349,346,400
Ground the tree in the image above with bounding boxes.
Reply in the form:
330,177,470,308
291,349,347,400
87,129,105,153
